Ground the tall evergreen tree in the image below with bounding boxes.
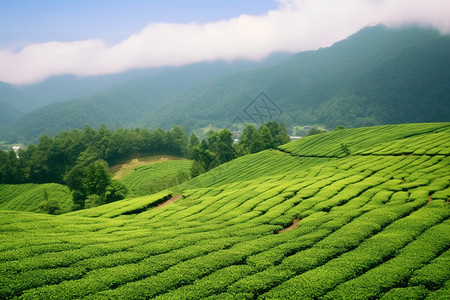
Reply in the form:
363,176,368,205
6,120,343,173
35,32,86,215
239,124,259,154
217,129,236,164
260,125,275,149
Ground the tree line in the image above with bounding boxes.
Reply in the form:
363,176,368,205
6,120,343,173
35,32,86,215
0,125,189,210
0,125,188,184
0,121,289,210
190,121,290,176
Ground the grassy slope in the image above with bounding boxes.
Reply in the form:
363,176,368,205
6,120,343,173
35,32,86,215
115,158,193,197
0,183,72,213
0,156,192,215
1,123,449,299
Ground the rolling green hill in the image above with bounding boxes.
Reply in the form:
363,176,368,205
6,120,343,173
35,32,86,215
1,123,449,299
3,25,449,143
117,159,193,196
0,183,72,214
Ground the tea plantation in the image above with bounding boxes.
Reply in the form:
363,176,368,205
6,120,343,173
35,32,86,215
1,123,449,299
0,183,72,213
118,159,192,196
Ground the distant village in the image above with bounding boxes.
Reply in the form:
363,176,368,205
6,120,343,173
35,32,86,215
231,126,312,143
12,146,21,158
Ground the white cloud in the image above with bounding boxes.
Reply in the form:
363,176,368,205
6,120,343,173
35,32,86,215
1,0,450,85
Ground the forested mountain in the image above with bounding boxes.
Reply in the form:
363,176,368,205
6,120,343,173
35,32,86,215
15,70,161,112
0,82,32,130
1,53,290,143
2,25,450,143
155,25,450,130
1,70,166,126
0,100,22,130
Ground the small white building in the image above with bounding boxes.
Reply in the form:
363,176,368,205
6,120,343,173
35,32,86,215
12,146,21,159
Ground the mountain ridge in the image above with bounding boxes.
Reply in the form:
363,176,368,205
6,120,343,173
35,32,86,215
0,53,291,142
2,25,450,143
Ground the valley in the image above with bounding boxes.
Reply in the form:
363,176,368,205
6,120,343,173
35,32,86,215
2,26,450,143
1,123,449,299
1,19,450,299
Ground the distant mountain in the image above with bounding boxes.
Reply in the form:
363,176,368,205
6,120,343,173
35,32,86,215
2,25,450,143
1,53,291,142
15,69,162,112
0,100,22,130
153,25,450,130
0,82,32,130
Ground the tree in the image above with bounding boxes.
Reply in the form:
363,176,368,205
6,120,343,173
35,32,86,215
43,188,49,201
71,190,85,210
81,125,98,146
83,160,111,197
191,160,206,177
189,133,200,148
207,131,220,153
217,129,236,164
260,125,275,149
168,126,188,157
188,133,200,158
104,181,128,203
85,194,103,208
239,124,259,154
340,143,351,156
39,199,60,215
306,126,327,136
65,158,112,210
190,145,218,176
249,134,265,154
39,188,61,214
264,121,290,146
151,128,168,153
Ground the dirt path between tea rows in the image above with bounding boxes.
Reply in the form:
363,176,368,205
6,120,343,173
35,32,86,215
156,195,183,209
278,218,300,234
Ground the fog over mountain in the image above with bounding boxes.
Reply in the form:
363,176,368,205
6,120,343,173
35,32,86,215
1,25,449,144
1,0,449,85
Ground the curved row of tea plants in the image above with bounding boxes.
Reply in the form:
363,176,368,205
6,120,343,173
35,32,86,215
0,183,72,213
0,123,449,299
118,159,193,196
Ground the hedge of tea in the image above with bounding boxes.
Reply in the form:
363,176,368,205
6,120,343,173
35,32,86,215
1,123,449,299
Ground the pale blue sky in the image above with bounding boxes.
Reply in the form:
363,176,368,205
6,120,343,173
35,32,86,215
1,0,449,84
0,0,277,48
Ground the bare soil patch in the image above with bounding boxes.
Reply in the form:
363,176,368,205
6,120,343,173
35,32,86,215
278,218,300,234
156,195,183,209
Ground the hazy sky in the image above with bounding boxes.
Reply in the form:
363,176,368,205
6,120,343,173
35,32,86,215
1,0,449,85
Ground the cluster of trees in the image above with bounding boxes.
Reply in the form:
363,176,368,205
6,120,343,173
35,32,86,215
0,125,189,209
0,125,189,184
238,121,291,154
65,154,128,210
189,121,290,176
0,121,290,209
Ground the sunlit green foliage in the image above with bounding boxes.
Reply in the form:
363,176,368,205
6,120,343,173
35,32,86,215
0,123,449,299
119,160,192,196
0,183,72,213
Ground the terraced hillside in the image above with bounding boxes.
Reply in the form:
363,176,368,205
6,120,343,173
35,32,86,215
1,123,449,299
117,159,193,196
0,183,72,213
